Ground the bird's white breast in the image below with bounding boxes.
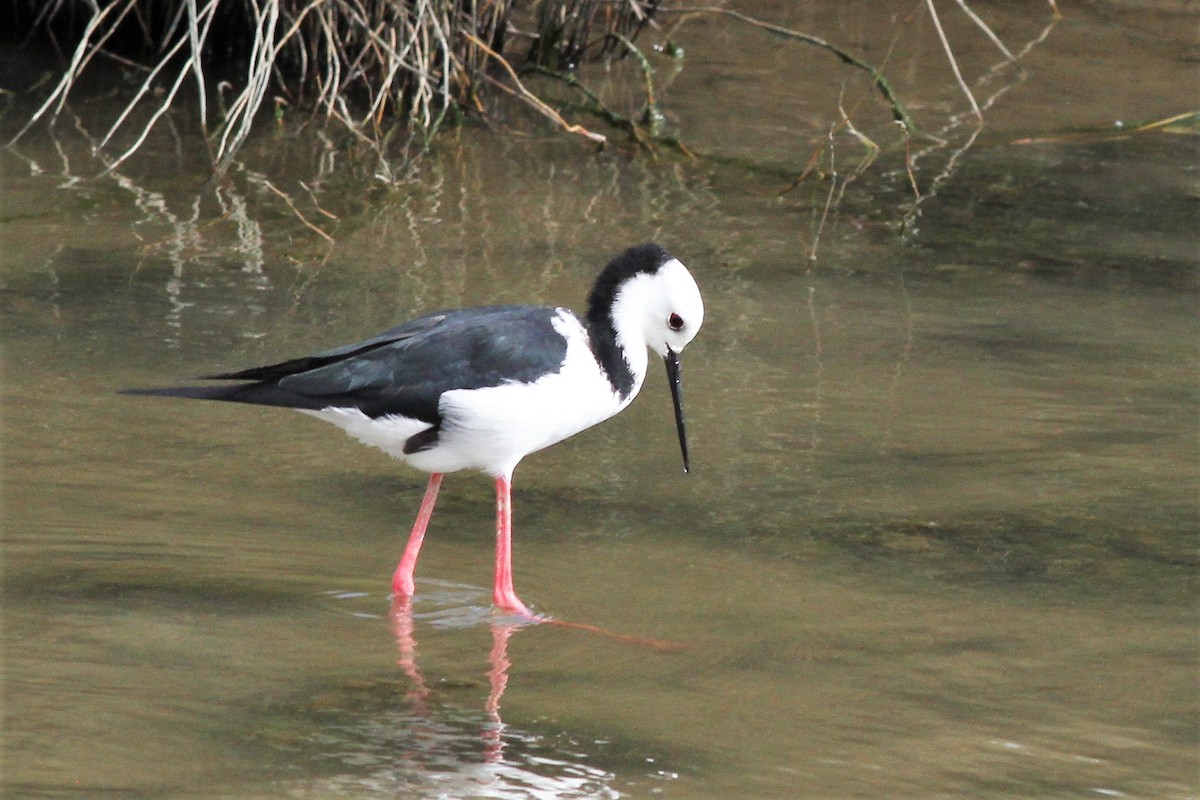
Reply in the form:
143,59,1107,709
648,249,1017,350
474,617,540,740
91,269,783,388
431,310,636,476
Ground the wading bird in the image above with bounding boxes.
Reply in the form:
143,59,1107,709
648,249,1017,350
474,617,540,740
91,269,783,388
125,243,704,617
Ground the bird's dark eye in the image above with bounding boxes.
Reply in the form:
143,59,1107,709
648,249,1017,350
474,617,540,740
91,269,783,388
668,313,684,331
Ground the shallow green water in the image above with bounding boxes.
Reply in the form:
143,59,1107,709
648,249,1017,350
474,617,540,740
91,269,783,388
3,2,1197,798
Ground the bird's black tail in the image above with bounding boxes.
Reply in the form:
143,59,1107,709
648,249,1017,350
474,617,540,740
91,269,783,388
119,383,329,410
121,385,240,401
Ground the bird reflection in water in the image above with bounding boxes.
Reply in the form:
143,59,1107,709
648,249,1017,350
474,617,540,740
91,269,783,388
281,591,677,797
390,596,518,765
378,595,677,798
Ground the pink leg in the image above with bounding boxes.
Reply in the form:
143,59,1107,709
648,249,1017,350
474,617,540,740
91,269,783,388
492,475,533,617
392,472,443,597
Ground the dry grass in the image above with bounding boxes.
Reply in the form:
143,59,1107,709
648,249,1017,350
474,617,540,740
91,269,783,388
7,0,662,173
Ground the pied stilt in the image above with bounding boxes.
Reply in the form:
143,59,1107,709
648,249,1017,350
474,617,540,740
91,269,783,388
124,243,705,617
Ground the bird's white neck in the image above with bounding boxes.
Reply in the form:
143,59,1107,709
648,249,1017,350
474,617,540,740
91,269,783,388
604,275,658,398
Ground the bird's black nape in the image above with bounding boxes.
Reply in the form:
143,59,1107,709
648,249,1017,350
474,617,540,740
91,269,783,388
583,243,676,400
584,243,674,327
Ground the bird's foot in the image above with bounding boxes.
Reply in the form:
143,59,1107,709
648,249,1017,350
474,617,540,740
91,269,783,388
392,567,416,599
492,589,543,623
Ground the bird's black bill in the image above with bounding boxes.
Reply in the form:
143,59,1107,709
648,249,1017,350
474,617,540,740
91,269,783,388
664,348,690,474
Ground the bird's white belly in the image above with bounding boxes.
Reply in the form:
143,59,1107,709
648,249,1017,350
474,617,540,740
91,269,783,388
300,407,429,460
430,362,627,476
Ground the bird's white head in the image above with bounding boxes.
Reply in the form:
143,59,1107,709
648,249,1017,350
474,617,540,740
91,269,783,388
587,243,704,472
598,245,704,361
641,256,705,360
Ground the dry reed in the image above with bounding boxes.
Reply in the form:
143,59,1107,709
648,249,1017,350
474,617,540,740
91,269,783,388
7,0,663,171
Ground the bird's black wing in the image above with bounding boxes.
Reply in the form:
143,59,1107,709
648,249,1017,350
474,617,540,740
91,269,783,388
123,306,573,424
201,313,449,383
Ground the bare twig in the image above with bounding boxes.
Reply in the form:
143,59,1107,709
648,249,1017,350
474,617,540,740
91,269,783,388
831,92,879,211
772,145,825,197
807,125,840,273
669,6,916,133
903,135,922,203
610,33,663,134
7,0,134,144
100,0,221,172
214,0,280,166
522,63,695,155
186,0,209,132
256,176,336,243
464,32,607,145
925,0,982,120
1011,110,1200,145
951,0,1016,64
